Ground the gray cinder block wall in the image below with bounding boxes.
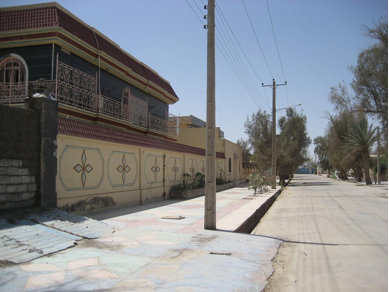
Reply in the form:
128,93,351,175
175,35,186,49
0,92,58,210
0,159,37,210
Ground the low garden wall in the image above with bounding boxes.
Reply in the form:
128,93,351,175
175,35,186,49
169,182,235,199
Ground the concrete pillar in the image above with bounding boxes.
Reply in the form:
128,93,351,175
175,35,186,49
30,96,58,208
205,0,216,230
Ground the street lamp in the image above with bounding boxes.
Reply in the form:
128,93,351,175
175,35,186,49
276,103,303,113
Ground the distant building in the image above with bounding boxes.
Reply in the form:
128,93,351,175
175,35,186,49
177,115,260,182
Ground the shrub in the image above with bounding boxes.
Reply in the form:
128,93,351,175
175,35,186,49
248,171,271,194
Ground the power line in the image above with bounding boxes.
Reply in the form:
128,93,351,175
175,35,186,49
216,42,261,109
185,0,267,110
192,0,204,16
215,20,267,109
265,0,289,106
241,0,273,79
215,1,271,109
185,0,205,26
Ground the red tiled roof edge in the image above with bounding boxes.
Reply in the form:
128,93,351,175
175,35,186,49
58,117,226,159
0,5,179,101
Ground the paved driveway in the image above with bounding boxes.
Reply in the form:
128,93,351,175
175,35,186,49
252,174,388,292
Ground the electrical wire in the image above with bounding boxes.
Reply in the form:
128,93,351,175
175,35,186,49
215,9,268,110
185,0,266,110
241,0,273,79
185,0,205,26
215,1,271,109
265,0,289,106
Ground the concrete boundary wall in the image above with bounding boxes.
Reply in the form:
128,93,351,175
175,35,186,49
57,134,226,212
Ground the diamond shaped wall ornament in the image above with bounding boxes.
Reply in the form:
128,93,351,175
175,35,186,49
190,160,196,179
151,157,161,182
117,154,131,184
73,150,93,187
172,159,179,181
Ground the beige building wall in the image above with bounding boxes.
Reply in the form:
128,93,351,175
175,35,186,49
177,126,243,182
56,134,225,210
223,140,242,182
177,127,224,154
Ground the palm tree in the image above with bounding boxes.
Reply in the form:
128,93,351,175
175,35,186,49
343,117,377,185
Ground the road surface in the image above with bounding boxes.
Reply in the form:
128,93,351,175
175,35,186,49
252,174,388,292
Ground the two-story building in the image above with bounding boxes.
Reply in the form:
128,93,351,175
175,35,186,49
0,3,228,211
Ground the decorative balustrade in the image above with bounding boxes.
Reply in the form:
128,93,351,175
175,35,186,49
1,57,178,137
55,60,97,112
168,113,179,137
149,113,167,133
100,95,131,121
0,82,28,104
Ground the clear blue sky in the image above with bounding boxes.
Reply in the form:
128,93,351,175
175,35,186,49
3,0,388,155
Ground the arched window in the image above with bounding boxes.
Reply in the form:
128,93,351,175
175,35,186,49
121,87,131,120
0,54,29,103
122,87,131,106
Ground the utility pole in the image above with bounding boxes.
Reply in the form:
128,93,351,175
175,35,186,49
377,128,381,184
262,79,287,189
204,0,216,230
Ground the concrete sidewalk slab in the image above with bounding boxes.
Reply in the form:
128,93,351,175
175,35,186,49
0,184,283,291
27,209,115,239
0,219,77,264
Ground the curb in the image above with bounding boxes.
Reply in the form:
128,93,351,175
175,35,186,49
234,188,283,234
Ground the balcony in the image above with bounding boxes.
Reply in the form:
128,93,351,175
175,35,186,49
0,59,179,138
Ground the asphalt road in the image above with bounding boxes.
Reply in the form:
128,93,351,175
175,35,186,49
252,174,388,292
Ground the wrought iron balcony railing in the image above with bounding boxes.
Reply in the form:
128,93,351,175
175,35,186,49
0,56,179,137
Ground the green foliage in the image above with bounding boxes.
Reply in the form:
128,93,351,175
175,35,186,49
351,18,388,130
244,108,311,186
372,157,388,174
328,19,388,133
248,171,271,194
194,172,205,188
244,110,272,169
343,117,377,185
326,111,361,181
314,136,331,172
237,138,252,163
276,108,311,186
169,172,207,197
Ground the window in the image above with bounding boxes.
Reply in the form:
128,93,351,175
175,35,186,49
0,54,29,103
229,158,232,173
122,87,131,106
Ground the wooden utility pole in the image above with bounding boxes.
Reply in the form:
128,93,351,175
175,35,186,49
204,0,216,230
377,128,381,184
271,79,277,190
262,79,287,189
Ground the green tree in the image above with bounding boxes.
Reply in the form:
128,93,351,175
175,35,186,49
343,117,377,185
313,136,331,175
237,138,252,163
277,108,311,185
328,19,388,150
245,108,311,186
244,110,272,169
351,19,388,131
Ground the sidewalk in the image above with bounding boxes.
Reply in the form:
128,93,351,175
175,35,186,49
0,184,282,291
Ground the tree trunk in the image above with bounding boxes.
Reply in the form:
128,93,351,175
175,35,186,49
355,166,362,182
362,152,372,185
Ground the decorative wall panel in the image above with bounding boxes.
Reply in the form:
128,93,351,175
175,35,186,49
167,157,183,183
186,158,198,180
108,151,138,187
59,146,104,191
144,154,163,185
